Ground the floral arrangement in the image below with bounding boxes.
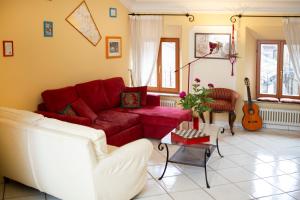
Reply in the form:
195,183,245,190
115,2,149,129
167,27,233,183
178,78,214,116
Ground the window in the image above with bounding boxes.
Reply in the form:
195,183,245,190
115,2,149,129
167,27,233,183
148,38,180,93
257,40,300,99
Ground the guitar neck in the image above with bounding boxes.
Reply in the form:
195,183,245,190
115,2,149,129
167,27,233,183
247,86,252,105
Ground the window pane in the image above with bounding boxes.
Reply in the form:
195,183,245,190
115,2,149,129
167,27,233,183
282,45,299,96
260,44,278,95
161,42,176,88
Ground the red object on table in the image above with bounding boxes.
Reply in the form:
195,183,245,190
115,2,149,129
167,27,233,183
193,116,199,130
171,132,210,145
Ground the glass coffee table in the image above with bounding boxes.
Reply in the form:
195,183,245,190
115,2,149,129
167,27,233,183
158,122,225,188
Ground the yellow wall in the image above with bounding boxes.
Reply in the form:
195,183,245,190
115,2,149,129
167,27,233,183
0,0,129,111
163,14,300,123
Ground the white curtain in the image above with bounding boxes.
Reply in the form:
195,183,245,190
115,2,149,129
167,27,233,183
129,16,163,86
283,18,300,85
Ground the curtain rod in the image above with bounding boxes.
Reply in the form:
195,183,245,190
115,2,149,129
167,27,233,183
230,14,300,23
128,13,195,22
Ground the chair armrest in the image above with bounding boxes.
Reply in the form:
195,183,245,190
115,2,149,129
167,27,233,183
146,94,160,106
94,139,153,200
37,111,92,126
231,91,240,108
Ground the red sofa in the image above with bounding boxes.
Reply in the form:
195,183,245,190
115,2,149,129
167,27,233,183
37,77,192,146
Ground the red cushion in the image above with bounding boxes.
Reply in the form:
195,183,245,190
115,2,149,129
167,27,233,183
92,120,122,137
37,111,91,126
75,80,109,112
97,110,140,130
206,100,234,111
103,77,125,108
71,98,98,122
124,86,147,106
41,86,78,113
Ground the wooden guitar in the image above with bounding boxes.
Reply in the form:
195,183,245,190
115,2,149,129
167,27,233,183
242,78,263,131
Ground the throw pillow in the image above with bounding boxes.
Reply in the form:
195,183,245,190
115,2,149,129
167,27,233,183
121,92,141,108
71,98,98,122
58,104,77,116
124,86,147,106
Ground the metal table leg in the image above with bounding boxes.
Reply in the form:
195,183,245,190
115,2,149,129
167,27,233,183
158,143,169,180
204,148,211,188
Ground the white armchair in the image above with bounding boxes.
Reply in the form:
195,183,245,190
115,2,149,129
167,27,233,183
0,107,153,200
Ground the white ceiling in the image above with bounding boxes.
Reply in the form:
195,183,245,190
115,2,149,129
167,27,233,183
119,0,300,14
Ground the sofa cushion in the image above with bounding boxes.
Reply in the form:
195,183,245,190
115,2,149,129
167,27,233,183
97,110,141,130
206,100,234,111
58,104,77,116
71,98,97,122
92,120,122,137
75,80,109,112
124,86,147,106
42,86,78,113
113,106,191,127
103,77,125,108
121,92,141,108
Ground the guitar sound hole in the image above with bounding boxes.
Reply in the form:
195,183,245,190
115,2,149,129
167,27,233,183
248,109,254,115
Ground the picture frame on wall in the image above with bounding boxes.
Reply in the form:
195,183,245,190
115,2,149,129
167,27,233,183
109,8,117,17
3,41,14,57
194,33,231,59
106,36,122,58
44,21,53,37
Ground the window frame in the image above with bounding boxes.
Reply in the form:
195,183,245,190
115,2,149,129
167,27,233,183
256,40,300,100
148,38,180,93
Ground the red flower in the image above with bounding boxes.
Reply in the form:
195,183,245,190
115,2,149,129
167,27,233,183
179,91,186,99
208,83,214,88
194,78,201,83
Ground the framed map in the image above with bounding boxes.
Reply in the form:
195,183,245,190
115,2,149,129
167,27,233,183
194,33,231,59
66,1,101,46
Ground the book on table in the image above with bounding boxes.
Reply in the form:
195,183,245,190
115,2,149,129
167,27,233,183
171,129,210,144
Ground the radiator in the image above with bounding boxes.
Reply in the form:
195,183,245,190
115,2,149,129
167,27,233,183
259,108,300,127
160,99,177,107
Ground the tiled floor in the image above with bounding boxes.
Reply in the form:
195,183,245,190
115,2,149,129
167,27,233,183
1,127,300,200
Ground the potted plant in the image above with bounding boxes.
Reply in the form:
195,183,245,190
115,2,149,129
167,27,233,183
178,78,214,129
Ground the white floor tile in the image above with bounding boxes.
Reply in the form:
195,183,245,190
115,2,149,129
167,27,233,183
289,191,300,200
158,175,199,193
235,179,284,198
208,157,238,170
187,170,230,188
135,194,173,200
4,181,42,199
242,163,286,178
269,160,300,174
135,179,166,198
291,158,300,165
148,150,166,166
147,164,182,178
217,167,259,183
228,154,263,166
264,175,300,192
170,189,214,200
175,164,212,175
204,183,253,200
257,193,296,200
46,195,61,200
290,173,300,180
4,195,44,200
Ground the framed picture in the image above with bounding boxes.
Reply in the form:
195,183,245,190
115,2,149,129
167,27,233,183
44,21,53,37
66,1,101,46
106,36,122,58
3,41,13,57
194,33,231,59
109,8,117,17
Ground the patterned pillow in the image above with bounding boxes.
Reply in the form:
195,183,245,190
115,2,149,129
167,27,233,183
58,104,77,116
121,92,141,108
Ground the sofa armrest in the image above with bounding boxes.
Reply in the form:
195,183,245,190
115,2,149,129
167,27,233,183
37,111,92,126
94,139,153,200
146,94,160,106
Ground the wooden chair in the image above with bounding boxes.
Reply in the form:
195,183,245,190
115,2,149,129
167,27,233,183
205,88,239,135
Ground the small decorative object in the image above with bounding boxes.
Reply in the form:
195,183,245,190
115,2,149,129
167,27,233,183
178,78,214,127
109,8,117,17
171,129,210,144
66,1,101,46
106,36,122,58
44,21,53,37
195,33,231,59
3,41,13,57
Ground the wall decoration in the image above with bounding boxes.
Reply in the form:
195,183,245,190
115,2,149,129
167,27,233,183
44,21,53,37
109,8,117,17
3,41,14,57
194,33,231,59
106,36,122,58
66,1,101,46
